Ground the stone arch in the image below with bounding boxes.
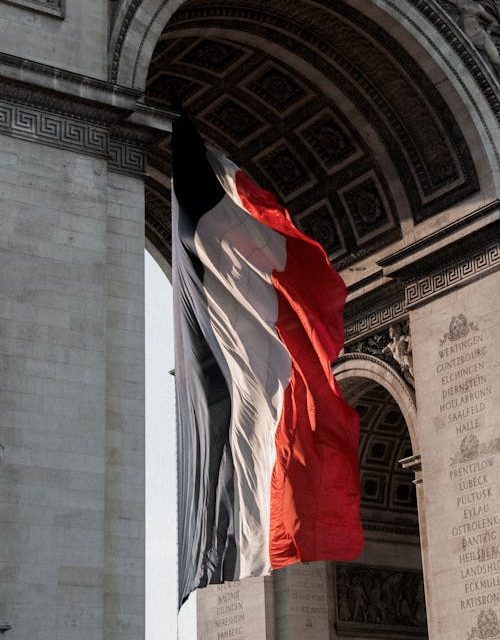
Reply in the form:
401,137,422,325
331,354,428,637
109,0,500,195
129,0,500,271
334,353,419,452
109,0,183,90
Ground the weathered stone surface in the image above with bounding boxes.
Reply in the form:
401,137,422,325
0,0,107,80
411,271,500,640
0,134,146,640
197,576,273,640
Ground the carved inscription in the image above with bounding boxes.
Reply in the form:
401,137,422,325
198,578,270,640
214,584,245,640
287,564,328,620
434,315,499,633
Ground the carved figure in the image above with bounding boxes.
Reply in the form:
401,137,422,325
351,578,368,622
448,0,500,73
383,323,414,383
367,581,387,623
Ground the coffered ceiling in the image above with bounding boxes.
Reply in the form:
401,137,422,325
144,0,479,270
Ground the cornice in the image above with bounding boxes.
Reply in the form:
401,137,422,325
0,53,175,175
379,201,500,274
0,53,141,112
403,230,500,309
382,218,500,309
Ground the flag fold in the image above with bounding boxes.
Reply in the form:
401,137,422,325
172,114,363,608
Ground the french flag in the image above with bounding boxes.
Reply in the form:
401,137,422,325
172,114,363,607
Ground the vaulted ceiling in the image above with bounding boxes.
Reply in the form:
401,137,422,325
144,0,479,270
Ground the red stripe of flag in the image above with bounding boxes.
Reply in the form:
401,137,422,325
235,170,364,567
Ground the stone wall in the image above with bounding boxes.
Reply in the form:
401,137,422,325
0,0,108,79
0,135,146,639
412,270,500,640
0,135,109,639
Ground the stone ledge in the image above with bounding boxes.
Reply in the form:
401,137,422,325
378,202,500,276
0,53,176,175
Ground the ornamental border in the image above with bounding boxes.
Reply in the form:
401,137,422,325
0,99,108,158
0,99,148,176
345,290,407,343
405,237,500,309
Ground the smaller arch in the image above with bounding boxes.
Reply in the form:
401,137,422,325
334,353,419,452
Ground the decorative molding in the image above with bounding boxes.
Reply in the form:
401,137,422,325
433,0,500,77
0,78,121,128
109,139,146,176
345,284,407,343
0,0,64,18
0,99,161,176
335,351,418,432
0,56,172,175
0,52,141,114
379,201,500,271
345,321,415,388
0,99,108,158
404,234,500,309
110,0,145,84
401,0,500,122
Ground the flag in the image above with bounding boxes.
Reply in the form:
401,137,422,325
172,114,363,608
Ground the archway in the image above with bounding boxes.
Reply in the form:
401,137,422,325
134,0,499,283
122,1,500,638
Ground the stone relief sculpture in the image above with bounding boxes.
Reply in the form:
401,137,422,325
345,320,415,386
447,0,500,73
383,323,415,386
335,564,427,632
466,609,500,638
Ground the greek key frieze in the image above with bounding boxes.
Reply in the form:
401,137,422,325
109,140,146,176
345,288,407,343
0,100,107,157
405,238,500,308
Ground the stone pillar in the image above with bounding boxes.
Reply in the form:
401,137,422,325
104,171,146,639
197,576,275,640
0,132,151,640
0,2,173,634
379,215,500,640
274,563,330,640
0,135,110,640
411,270,500,640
